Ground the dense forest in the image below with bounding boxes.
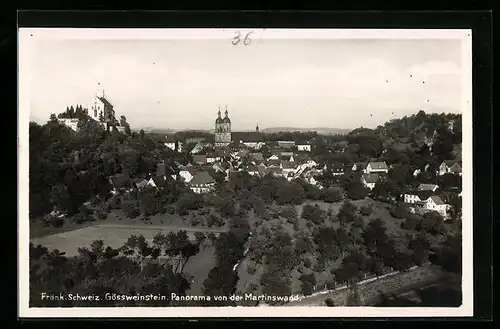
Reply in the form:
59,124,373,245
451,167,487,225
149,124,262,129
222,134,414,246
28,109,463,307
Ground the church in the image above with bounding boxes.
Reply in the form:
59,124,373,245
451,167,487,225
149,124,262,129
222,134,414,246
214,106,232,147
213,106,263,149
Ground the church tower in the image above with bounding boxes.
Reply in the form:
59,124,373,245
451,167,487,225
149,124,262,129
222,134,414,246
256,123,260,133
214,105,232,147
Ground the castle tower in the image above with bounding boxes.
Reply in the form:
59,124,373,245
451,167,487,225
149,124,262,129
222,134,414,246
214,105,232,147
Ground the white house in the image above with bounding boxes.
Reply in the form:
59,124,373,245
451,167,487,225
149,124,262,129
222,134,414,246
242,141,265,150
164,134,177,151
277,141,296,149
58,118,80,131
206,154,217,163
438,160,462,176
147,176,166,188
189,171,216,194
365,161,389,174
190,142,206,155
404,193,422,204
361,173,380,190
424,195,451,219
179,167,196,183
297,143,312,152
267,155,279,161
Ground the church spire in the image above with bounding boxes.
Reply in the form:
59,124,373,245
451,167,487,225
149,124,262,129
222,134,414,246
217,106,221,117
224,104,228,117
256,123,259,133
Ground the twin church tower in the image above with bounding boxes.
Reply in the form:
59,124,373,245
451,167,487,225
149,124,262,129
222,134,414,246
214,105,259,147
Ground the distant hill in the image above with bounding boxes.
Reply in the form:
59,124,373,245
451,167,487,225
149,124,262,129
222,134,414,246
261,127,352,135
134,128,214,135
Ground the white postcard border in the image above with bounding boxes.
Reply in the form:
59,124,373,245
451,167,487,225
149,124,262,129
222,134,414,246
18,28,473,318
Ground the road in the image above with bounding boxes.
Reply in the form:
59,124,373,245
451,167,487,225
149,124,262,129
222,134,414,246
286,263,445,306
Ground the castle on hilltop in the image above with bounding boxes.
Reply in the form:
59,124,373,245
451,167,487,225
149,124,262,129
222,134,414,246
57,88,127,133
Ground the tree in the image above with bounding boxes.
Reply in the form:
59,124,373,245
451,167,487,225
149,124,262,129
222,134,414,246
276,181,304,205
390,203,409,219
202,265,238,305
325,297,335,306
301,204,325,225
421,211,445,235
429,233,462,274
322,188,343,203
408,234,431,265
260,270,292,305
298,273,317,296
362,218,390,255
337,201,359,224
294,231,313,256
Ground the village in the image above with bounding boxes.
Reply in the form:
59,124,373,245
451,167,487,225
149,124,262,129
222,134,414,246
102,106,462,222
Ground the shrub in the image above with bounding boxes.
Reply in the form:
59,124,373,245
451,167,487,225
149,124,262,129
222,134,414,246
299,273,317,296
301,204,325,225
325,280,336,290
121,201,139,218
49,216,64,228
360,205,373,217
247,265,257,275
323,188,343,203
390,204,408,219
189,217,201,226
325,297,335,306
401,216,421,230
165,205,176,214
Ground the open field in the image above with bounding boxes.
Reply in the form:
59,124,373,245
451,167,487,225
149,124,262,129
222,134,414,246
30,223,226,257
30,208,227,239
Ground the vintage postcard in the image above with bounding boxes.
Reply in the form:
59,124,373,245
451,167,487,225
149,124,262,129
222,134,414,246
18,28,472,317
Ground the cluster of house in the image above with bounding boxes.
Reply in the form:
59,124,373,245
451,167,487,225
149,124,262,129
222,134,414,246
105,126,462,221
178,147,320,194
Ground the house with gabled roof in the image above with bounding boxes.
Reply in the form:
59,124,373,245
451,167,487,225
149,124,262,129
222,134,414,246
133,178,149,189
438,160,462,176
418,183,439,192
147,175,168,189
281,160,297,176
265,167,283,177
192,154,207,165
179,165,197,183
189,171,215,194
352,162,367,172
109,174,133,194
249,152,265,164
212,161,230,174
361,173,380,190
267,159,282,168
423,195,452,219
365,161,389,174
242,163,259,176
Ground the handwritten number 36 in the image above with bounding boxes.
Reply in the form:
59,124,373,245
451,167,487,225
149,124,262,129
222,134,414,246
232,32,253,45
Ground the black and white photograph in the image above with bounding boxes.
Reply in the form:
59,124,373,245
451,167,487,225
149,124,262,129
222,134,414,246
18,28,472,317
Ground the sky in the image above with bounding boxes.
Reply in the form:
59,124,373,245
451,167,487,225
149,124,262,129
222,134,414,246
22,31,466,131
